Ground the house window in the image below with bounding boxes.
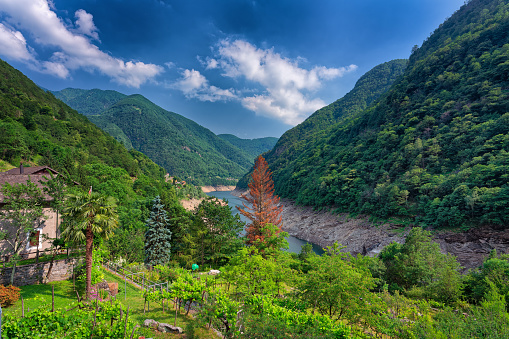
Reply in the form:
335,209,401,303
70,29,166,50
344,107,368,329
26,228,43,251
29,230,40,247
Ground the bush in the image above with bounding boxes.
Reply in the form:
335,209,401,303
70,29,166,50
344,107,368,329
0,285,21,307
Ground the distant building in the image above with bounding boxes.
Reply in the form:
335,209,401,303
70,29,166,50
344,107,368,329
0,164,61,259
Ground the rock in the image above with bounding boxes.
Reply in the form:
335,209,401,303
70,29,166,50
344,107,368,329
279,198,509,271
157,323,183,334
143,319,158,329
96,280,109,290
208,269,221,275
107,282,118,296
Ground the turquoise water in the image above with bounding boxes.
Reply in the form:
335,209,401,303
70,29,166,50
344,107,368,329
206,190,324,255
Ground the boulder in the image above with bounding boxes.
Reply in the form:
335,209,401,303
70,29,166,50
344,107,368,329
157,323,183,334
143,319,158,329
107,282,118,296
208,269,221,275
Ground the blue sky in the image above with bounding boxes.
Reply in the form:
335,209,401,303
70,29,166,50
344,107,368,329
0,0,464,138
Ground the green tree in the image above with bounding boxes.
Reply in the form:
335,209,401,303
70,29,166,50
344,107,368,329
299,243,375,322
181,197,244,268
62,190,118,299
144,196,172,267
380,227,463,303
0,179,45,284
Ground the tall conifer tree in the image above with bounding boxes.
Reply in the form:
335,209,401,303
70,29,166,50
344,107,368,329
237,155,282,246
144,196,172,266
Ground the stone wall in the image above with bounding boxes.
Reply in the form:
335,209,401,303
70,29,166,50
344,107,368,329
1,257,82,286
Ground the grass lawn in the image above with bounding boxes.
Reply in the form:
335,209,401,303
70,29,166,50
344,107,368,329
3,269,219,339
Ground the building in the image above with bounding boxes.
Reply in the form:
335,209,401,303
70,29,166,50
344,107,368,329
0,164,61,259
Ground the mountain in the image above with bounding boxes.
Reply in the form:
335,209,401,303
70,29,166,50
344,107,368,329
262,0,509,229
80,93,254,186
52,88,126,116
53,88,261,186
217,134,278,161
0,58,165,185
236,59,407,188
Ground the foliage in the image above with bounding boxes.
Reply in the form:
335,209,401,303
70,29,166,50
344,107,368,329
222,247,298,298
56,90,257,185
300,243,375,322
62,190,118,299
2,300,137,339
217,134,278,162
144,196,172,266
464,249,509,307
180,197,244,268
0,180,45,258
238,155,283,247
0,285,21,307
255,0,509,230
243,295,352,339
380,228,463,303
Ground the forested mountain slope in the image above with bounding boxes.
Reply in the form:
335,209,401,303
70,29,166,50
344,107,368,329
52,88,126,116
217,134,278,161
0,58,164,184
236,59,407,189
269,0,509,229
88,94,254,185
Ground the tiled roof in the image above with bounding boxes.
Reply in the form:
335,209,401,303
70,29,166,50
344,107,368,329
2,166,58,176
0,166,57,203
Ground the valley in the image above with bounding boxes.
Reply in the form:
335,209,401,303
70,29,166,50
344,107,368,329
0,0,508,337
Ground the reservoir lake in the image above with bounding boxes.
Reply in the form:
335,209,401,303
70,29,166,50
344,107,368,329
206,190,324,255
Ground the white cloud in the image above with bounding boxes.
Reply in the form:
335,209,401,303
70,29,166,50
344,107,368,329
213,39,357,125
0,23,34,61
74,9,100,41
0,0,163,87
173,69,236,102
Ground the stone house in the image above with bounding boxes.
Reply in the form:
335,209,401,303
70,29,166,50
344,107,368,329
0,164,61,259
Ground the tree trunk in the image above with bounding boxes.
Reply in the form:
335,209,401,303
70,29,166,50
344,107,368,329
85,224,94,299
10,262,17,285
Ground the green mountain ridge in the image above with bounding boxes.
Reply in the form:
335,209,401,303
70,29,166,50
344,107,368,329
236,59,408,189
53,88,278,186
264,0,509,229
217,134,278,161
0,58,166,186
52,88,127,116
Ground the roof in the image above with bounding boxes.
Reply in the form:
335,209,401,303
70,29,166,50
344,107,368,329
0,166,59,203
2,166,59,176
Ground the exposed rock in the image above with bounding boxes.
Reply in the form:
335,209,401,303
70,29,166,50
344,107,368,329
143,319,158,329
201,185,236,193
281,198,407,256
157,322,183,334
280,198,509,270
107,282,118,296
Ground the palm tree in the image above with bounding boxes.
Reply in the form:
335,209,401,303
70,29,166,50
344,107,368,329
62,190,118,299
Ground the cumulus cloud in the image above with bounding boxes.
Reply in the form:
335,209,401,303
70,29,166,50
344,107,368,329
74,9,100,41
173,69,236,102
214,39,357,125
0,0,163,87
0,23,35,61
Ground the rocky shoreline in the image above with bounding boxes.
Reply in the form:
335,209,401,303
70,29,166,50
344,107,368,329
280,197,509,270
223,189,509,270
201,185,237,193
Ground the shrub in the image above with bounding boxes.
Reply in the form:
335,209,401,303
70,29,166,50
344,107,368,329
0,285,21,307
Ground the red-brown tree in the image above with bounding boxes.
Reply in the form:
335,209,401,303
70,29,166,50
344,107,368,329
237,155,282,246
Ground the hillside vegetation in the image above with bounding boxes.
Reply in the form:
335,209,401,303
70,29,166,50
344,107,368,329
53,88,277,186
0,59,164,184
218,134,278,161
265,0,509,229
